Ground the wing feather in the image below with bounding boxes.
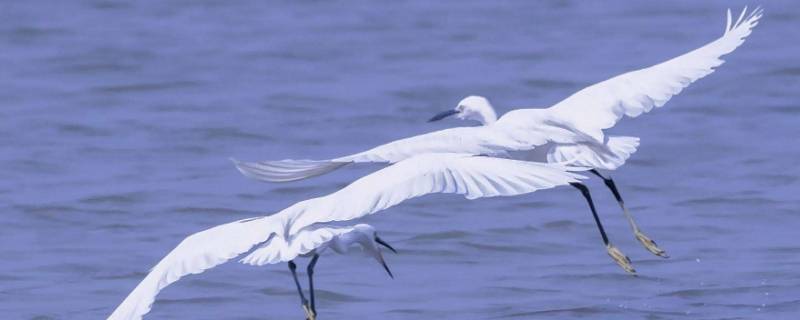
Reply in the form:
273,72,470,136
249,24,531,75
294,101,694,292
112,154,586,319
335,126,539,163
108,216,281,320
241,225,358,266
232,125,545,183
287,153,585,234
547,7,762,141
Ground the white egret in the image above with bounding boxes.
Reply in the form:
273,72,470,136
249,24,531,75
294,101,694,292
109,223,396,320
233,7,762,263
110,153,585,319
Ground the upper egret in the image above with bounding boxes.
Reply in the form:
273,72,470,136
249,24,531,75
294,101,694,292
233,7,762,263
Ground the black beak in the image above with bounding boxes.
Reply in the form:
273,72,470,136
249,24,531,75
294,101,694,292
380,259,394,279
427,109,458,122
375,236,397,254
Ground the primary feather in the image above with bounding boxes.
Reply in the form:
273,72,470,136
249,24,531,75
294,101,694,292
546,7,763,142
107,216,281,320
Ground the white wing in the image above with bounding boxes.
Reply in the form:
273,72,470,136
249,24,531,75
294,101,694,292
240,225,359,266
285,153,586,235
108,217,366,320
233,125,550,182
547,7,762,142
108,216,281,320
333,126,541,163
111,154,584,319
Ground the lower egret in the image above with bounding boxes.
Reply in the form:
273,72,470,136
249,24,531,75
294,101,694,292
109,153,585,319
108,223,395,320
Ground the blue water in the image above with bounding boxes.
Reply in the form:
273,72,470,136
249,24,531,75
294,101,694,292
2,1,799,319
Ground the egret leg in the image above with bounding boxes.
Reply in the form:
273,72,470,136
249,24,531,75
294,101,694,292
307,254,320,316
288,261,314,320
570,182,636,274
590,170,668,258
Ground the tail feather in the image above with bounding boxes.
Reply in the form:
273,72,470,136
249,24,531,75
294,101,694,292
606,136,640,163
231,158,348,182
547,136,640,170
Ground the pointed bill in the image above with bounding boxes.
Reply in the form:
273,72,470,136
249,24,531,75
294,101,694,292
379,255,394,279
375,236,398,254
428,109,458,122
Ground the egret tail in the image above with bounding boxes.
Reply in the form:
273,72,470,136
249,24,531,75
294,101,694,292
589,169,668,258
231,158,348,182
605,136,640,163
547,136,640,170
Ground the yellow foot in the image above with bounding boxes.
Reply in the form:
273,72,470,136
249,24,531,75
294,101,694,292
635,230,669,258
606,243,636,275
302,304,316,320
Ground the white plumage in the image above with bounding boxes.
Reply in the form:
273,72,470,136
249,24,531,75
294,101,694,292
110,7,764,319
241,224,393,267
545,7,763,142
229,7,762,272
109,153,585,319
108,220,392,320
281,153,586,235
233,7,762,182
108,215,282,320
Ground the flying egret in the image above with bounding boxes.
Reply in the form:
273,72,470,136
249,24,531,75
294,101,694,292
269,224,397,320
233,7,762,262
109,153,586,320
428,101,657,261
108,223,396,320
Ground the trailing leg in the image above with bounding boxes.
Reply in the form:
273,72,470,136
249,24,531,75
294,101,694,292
570,182,636,274
307,254,320,316
590,170,668,258
288,261,315,320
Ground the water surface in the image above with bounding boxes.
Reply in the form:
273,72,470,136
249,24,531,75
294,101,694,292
1,1,799,319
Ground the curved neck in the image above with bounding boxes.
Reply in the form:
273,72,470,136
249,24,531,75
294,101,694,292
475,108,497,125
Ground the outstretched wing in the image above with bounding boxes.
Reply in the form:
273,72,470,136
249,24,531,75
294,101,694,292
286,153,586,234
108,216,281,320
333,126,540,163
547,7,762,142
233,125,547,182
111,154,585,319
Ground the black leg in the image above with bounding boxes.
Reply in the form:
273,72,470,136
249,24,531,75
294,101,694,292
589,170,668,258
307,254,320,315
570,182,608,244
570,182,635,274
288,261,308,307
589,170,623,202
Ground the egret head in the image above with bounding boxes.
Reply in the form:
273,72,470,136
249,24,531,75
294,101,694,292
352,224,397,279
428,95,498,125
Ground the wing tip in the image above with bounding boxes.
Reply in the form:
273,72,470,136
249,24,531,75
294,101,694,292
725,6,764,34
725,8,732,32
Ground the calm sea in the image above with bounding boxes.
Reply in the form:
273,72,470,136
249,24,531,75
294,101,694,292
1,1,798,319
